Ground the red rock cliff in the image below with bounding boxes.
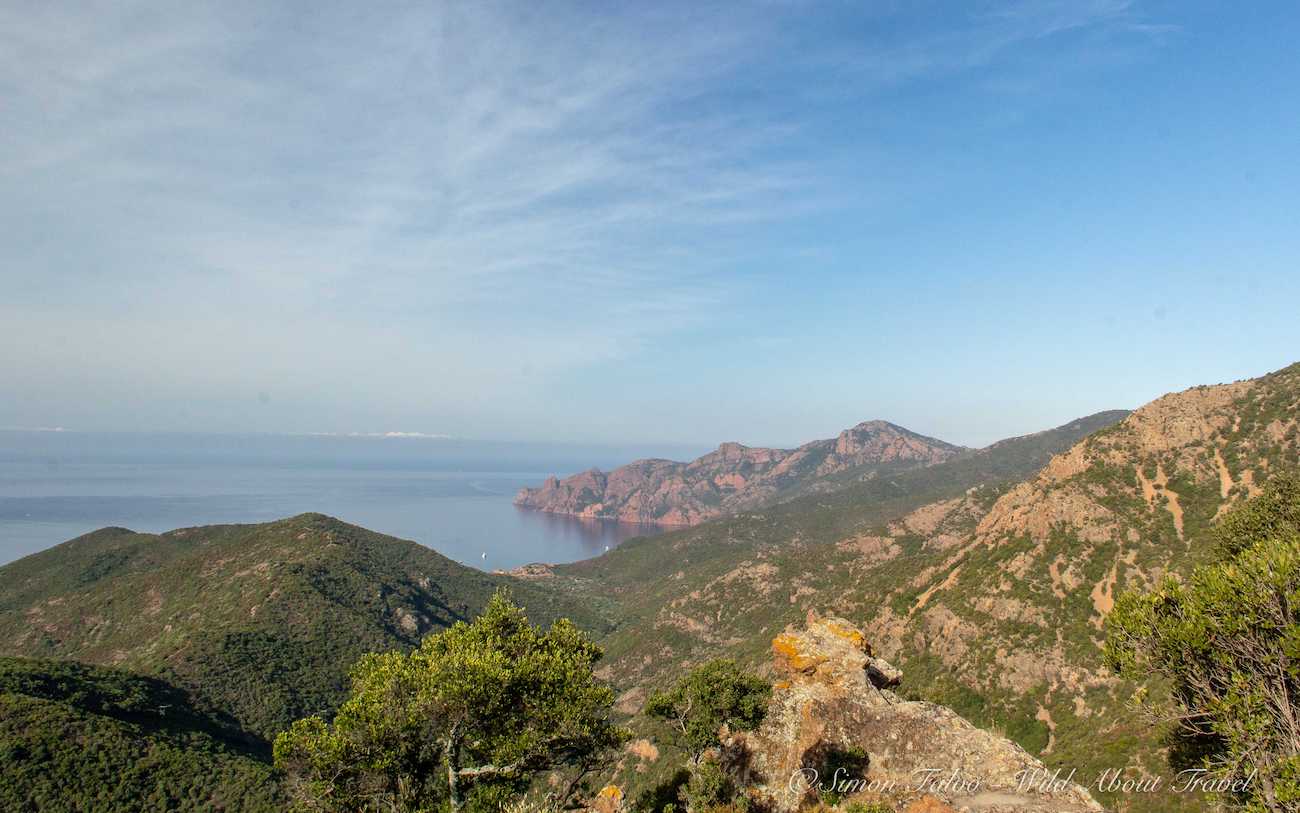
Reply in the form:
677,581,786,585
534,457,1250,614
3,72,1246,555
515,421,963,525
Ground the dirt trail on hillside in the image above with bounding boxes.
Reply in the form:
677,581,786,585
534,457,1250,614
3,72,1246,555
1214,447,1234,498
1090,559,1118,629
1036,704,1057,754
910,565,962,616
1136,464,1185,539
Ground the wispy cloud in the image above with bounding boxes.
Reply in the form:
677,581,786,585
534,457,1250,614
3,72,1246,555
0,1,1173,434
2,4,812,381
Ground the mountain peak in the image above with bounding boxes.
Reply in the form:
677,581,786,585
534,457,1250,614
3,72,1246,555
515,420,962,526
844,418,896,432
832,420,963,463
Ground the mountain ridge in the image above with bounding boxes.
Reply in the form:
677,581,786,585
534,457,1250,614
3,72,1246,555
535,364,1297,812
515,419,967,525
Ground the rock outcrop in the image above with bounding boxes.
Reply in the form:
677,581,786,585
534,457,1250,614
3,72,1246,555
726,615,1102,813
515,421,964,526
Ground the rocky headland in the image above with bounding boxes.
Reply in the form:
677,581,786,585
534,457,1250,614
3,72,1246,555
515,421,964,525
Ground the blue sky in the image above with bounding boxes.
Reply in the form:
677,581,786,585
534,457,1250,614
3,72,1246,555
2,1,1297,448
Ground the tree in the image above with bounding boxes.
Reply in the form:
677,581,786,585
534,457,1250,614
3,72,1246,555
677,758,742,813
274,590,626,813
1104,474,1300,813
644,659,770,768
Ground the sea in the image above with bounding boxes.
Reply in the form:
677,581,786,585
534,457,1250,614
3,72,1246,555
0,430,699,569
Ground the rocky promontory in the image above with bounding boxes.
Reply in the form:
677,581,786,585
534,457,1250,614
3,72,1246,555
515,421,963,525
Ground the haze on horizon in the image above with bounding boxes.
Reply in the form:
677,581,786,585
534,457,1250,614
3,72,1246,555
3,1,1298,449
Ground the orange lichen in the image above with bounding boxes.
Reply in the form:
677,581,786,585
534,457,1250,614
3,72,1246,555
821,619,869,652
592,784,625,813
772,632,825,672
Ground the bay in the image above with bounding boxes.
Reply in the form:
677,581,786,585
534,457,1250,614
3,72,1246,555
0,431,695,569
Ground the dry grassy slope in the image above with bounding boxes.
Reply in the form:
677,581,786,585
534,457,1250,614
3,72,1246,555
910,362,1298,682
553,365,1298,812
864,363,1298,806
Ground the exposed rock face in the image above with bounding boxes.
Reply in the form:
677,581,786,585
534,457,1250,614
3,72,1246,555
728,616,1102,813
515,421,964,525
913,366,1300,694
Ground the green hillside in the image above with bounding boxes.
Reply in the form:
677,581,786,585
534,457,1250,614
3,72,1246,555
0,513,610,740
0,657,280,812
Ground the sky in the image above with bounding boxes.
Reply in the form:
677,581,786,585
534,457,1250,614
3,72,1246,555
2,0,1298,449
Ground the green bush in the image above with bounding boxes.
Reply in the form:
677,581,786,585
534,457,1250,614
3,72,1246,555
1105,475,1300,812
679,758,744,812
644,660,771,766
275,590,626,813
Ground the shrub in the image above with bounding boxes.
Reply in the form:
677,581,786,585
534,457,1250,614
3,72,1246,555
1105,475,1300,812
644,660,771,766
275,590,626,813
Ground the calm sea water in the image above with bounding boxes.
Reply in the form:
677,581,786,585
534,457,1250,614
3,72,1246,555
0,431,695,569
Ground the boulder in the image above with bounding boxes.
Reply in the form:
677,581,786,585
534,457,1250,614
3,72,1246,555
866,657,902,689
724,615,1102,813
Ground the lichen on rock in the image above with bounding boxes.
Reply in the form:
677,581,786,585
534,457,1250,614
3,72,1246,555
723,615,1102,813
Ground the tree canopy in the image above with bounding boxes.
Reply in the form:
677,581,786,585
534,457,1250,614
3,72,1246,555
274,590,626,813
644,659,770,767
1105,473,1300,813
